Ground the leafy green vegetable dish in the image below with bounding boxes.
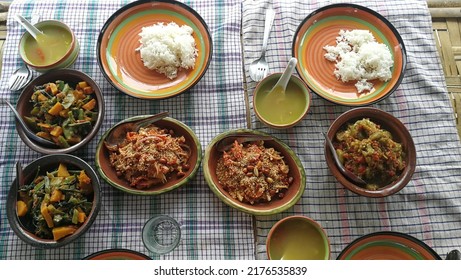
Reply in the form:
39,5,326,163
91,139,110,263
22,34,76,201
16,163,94,241
25,80,98,148
334,118,406,190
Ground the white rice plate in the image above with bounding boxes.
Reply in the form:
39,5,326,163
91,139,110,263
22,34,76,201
137,22,198,80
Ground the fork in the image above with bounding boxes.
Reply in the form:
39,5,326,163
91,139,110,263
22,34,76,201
248,8,276,82
8,64,31,91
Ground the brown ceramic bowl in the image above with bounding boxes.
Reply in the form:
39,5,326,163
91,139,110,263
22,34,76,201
267,215,330,260
6,154,101,249
95,115,202,195
325,107,416,197
203,129,306,216
15,69,104,154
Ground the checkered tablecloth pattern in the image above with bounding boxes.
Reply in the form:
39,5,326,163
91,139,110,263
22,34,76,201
1,0,461,260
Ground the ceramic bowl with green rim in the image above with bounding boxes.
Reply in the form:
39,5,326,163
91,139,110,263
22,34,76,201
19,20,80,73
292,3,407,106
203,129,306,216
95,115,202,195
337,231,441,260
97,0,212,100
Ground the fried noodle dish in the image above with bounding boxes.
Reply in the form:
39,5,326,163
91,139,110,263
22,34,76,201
334,118,406,190
216,140,293,205
107,125,191,189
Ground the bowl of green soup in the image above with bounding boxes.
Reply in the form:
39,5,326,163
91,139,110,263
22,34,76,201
266,215,330,260
253,73,311,129
19,20,79,72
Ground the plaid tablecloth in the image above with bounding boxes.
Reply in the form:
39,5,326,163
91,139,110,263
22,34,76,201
1,0,461,260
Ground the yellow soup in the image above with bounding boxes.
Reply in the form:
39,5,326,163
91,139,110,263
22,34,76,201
24,25,72,66
255,81,307,125
269,219,327,260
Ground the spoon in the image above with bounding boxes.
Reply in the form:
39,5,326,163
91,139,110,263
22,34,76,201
14,15,46,42
104,111,169,151
266,57,297,100
2,99,57,147
216,133,273,152
322,132,367,185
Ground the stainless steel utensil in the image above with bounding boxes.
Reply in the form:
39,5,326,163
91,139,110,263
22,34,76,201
104,111,169,151
248,8,275,82
2,99,57,147
322,132,367,185
8,64,32,91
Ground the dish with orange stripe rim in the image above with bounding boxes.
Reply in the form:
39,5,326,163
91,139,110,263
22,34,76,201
292,3,407,106
97,0,212,100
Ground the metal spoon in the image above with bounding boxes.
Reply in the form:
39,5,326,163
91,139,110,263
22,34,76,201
216,133,273,152
322,132,367,185
2,99,57,147
104,111,169,151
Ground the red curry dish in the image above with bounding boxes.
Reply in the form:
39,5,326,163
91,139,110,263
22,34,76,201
216,140,293,205
107,125,191,189
334,118,406,190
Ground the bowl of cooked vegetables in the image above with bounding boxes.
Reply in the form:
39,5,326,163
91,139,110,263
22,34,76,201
15,69,104,154
6,154,101,249
95,114,202,195
324,107,416,197
203,129,306,216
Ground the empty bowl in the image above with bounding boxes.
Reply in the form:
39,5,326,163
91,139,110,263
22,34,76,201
15,69,104,154
267,215,330,260
203,129,306,216
325,107,416,197
253,73,311,129
6,154,101,249
95,115,202,195
19,20,79,72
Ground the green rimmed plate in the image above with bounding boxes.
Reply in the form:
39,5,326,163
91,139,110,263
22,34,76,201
97,0,212,99
203,129,306,216
95,115,202,195
292,3,407,106
337,231,441,260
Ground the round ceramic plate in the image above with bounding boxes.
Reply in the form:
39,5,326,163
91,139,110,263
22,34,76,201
84,249,151,260
95,115,202,195
97,0,212,99
337,232,441,260
292,4,406,106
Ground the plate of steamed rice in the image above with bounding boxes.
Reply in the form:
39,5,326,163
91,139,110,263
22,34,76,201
292,3,407,106
97,0,212,99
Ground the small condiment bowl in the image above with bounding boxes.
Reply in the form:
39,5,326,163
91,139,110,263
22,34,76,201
267,215,330,260
6,154,101,249
15,69,104,154
19,20,79,72
325,107,416,197
203,129,306,216
253,73,311,129
95,115,202,195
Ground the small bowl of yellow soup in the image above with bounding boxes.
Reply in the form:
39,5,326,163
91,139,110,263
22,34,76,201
19,20,79,72
266,215,330,260
253,73,311,129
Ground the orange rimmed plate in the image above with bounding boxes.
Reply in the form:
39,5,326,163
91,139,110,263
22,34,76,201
97,0,212,99
337,232,441,260
84,249,151,260
292,4,406,106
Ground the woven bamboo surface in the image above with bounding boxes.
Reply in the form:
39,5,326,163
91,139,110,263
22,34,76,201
0,1,460,134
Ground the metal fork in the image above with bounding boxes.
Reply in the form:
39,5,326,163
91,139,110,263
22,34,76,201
8,64,31,91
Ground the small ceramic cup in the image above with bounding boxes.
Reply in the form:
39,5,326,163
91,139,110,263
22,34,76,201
253,73,311,129
266,215,330,260
19,20,79,72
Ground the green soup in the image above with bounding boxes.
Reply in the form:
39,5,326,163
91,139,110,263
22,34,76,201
24,25,72,66
255,81,307,125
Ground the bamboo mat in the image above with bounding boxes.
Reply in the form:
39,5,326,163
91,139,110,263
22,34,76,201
0,0,459,134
